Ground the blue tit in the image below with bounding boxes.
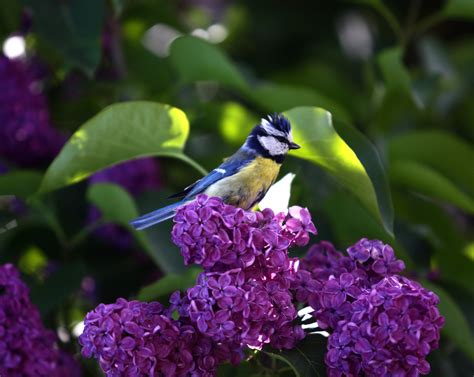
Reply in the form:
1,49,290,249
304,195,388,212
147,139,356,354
130,113,300,230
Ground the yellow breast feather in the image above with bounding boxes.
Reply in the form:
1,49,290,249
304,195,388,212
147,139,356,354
204,157,281,209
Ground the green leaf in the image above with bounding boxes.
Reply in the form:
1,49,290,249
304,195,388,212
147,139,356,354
251,83,351,123
137,267,201,301
434,249,474,296
334,120,394,236
324,191,413,267
87,183,167,270
421,280,474,361
378,47,421,108
169,36,248,92
389,130,474,196
0,170,43,198
265,334,327,377
444,0,474,19
390,160,474,213
22,0,105,75
285,107,391,235
39,101,205,193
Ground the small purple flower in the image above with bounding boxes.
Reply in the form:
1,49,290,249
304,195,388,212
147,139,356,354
0,263,81,376
172,195,317,271
79,298,239,376
325,275,444,376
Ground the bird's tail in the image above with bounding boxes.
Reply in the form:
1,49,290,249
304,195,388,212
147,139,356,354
130,201,187,230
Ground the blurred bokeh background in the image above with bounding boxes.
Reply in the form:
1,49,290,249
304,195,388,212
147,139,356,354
0,0,473,375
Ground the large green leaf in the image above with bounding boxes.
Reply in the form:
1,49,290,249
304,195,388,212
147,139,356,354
39,101,204,193
265,334,327,377
390,160,474,213
22,0,104,76
389,130,474,196
87,183,170,270
137,267,201,301
334,120,394,236
285,107,392,235
169,36,248,92
324,191,413,267
422,280,474,361
444,0,474,19
0,170,43,198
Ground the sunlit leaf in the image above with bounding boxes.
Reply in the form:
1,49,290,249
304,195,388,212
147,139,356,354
444,0,474,19
87,183,166,269
285,107,392,235
137,267,201,301
22,0,104,76
389,130,474,196
0,170,42,198
259,173,295,214
390,160,474,213
334,120,394,236
421,280,474,361
39,101,205,194
218,102,257,145
169,36,248,92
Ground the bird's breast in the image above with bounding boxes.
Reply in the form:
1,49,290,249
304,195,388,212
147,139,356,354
204,157,281,210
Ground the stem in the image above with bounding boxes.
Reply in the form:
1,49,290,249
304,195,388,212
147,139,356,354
68,219,106,249
30,199,68,247
351,0,403,43
402,0,422,46
414,11,445,37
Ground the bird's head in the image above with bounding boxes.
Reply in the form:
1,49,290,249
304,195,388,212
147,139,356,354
245,113,300,162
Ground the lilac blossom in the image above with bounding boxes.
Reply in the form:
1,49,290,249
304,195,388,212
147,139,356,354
0,263,81,376
0,55,65,167
172,195,316,270
79,298,242,376
326,275,444,376
294,239,443,376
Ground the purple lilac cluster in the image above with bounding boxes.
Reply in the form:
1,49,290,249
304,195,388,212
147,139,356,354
0,56,65,167
79,298,241,376
0,263,81,376
171,195,317,350
294,239,444,376
80,196,317,376
88,158,161,249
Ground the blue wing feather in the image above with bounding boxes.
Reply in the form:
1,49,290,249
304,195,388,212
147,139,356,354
130,148,255,230
184,151,254,198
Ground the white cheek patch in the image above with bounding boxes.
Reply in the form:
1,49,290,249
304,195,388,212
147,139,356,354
258,136,289,156
261,118,286,137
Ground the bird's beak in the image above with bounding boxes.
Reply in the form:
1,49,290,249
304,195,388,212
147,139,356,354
289,142,301,150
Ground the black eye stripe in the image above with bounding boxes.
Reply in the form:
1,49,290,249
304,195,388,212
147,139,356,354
275,136,289,143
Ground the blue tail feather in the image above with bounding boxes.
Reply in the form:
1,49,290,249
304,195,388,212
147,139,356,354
130,201,186,230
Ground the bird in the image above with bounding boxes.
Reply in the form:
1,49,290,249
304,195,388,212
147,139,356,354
130,113,300,230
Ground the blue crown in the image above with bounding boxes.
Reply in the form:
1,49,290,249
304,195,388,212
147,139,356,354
265,113,291,134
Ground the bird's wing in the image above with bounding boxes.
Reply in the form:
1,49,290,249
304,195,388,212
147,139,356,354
169,150,254,199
